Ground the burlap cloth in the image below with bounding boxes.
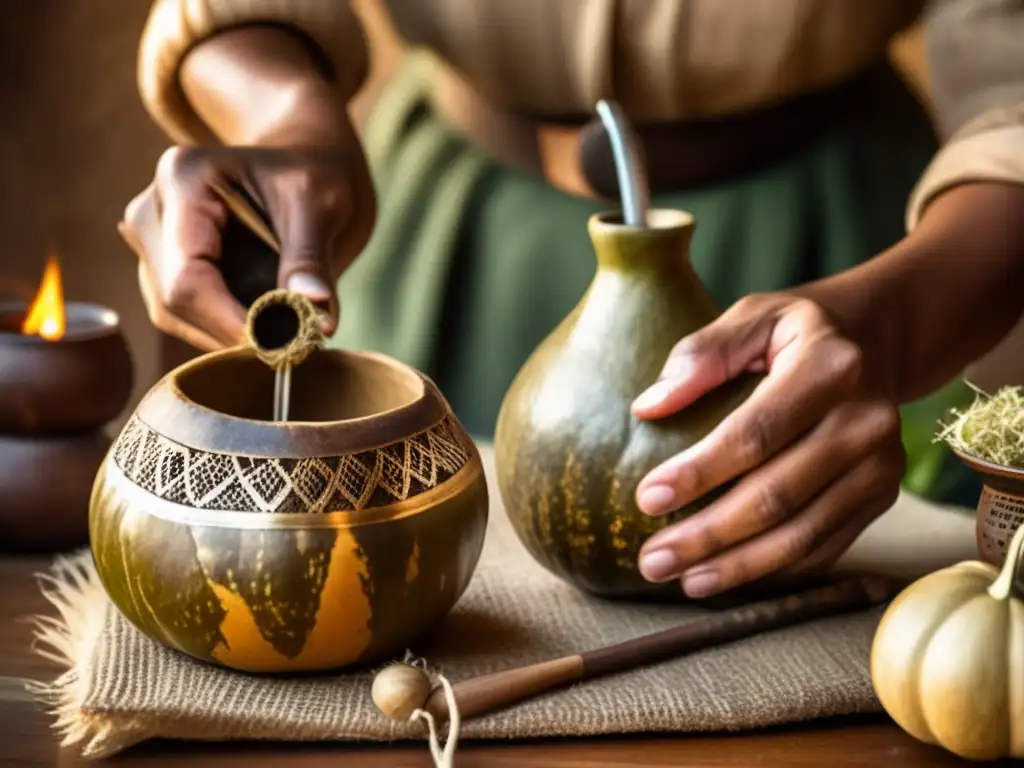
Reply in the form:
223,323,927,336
32,445,977,759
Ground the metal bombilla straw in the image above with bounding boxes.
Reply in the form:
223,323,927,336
595,100,651,227
274,363,292,423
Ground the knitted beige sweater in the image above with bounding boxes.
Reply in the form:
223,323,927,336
136,0,1024,229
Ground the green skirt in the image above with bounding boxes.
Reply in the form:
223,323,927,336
333,53,978,507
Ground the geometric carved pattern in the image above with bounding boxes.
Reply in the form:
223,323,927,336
111,415,471,514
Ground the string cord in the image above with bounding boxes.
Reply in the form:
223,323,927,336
404,655,460,768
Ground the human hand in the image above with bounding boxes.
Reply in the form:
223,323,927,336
118,140,375,351
631,294,905,598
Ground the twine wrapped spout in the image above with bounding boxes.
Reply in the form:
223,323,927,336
243,289,324,370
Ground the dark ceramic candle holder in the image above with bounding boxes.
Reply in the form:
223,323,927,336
0,301,133,552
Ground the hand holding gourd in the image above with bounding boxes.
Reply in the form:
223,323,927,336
632,293,904,598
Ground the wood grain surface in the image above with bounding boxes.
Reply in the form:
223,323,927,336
0,556,1013,767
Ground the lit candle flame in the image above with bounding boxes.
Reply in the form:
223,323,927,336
22,253,66,340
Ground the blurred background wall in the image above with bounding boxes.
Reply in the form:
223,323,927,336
0,2,165,428
0,2,1019,432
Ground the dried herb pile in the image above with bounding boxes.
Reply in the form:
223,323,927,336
937,385,1024,469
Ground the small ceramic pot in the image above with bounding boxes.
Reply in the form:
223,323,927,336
954,450,1024,567
0,301,132,552
0,301,132,434
90,346,488,673
0,431,112,552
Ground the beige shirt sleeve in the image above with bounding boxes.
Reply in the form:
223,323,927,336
137,0,368,145
906,0,1024,230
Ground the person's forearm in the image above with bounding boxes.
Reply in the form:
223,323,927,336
181,26,349,147
799,182,1024,403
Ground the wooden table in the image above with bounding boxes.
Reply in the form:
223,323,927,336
0,556,1013,767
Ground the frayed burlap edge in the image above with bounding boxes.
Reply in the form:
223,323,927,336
22,554,459,762
25,551,153,759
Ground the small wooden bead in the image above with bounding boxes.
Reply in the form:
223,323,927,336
372,662,432,719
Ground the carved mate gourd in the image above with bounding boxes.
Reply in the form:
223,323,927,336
92,203,489,673
494,102,760,597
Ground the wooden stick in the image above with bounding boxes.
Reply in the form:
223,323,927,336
424,575,903,722
211,182,280,252
209,182,282,310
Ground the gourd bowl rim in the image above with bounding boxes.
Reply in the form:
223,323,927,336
168,345,427,424
133,345,450,458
